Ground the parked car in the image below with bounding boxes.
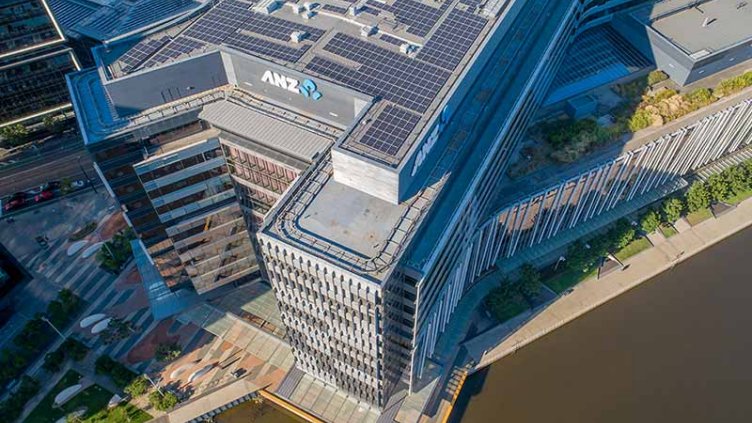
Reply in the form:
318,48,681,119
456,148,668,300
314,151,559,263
34,190,54,203
3,192,26,211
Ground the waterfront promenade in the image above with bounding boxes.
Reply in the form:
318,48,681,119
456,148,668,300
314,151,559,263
463,196,752,371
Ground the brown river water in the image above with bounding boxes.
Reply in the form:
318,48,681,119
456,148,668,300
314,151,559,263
451,226,752,423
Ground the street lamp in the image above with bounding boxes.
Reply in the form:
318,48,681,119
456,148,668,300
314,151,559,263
77,155,98,194
40,316,66,341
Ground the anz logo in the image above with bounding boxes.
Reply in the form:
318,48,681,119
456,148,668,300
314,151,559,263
411,105,451,177
261,70,322,100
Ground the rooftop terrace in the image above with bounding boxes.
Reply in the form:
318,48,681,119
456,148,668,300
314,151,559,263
640,0,752,58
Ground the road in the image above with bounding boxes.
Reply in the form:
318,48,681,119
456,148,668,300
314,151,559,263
0,134,94,197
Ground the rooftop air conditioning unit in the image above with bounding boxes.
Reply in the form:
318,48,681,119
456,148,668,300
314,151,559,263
291,30,309,43
349,4,364,16
361,25,377,37
254,0,282,14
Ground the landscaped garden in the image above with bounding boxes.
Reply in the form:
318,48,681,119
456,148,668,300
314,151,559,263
23,370,151,423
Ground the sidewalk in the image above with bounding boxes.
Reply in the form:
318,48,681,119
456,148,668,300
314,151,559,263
464,197,752,370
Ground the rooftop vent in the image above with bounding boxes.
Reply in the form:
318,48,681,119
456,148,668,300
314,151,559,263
302,10,315,19
291,3,305,13
291,30,309,43
361,25,377,37
399,43,415,54
254,0,282,14
304,1,319,11
349,4,364,16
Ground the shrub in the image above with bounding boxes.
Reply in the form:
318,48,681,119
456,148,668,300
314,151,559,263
68,221,97,241
155,342,182,362
628,109,653,132
714,71,752,97
0,123,29,147
124,375,150,397
661,197,684,224
685,88,715,109
685,181,711,212
647,70,669,86
639,210,661,233
149,391,179,411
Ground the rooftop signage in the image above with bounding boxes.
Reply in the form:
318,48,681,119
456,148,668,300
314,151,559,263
261,70,322,100
411,105,450,177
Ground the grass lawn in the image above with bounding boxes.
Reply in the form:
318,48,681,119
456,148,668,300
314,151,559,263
727,187,752,205
685,208,713,226
614,237,652,262
23,370,151,423
485,291,530,323
544,267,597,294
659,224,678,238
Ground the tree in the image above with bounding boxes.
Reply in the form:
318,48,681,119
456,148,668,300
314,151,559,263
722,166,749,195
706,174,730,203
155,342,182,362
608,218,636,250
639,210,661,234
685,181,710,212
124,375,150,397
149,391,178,411
43,115,64,134
0,123,29,147
42,349,65,373
517,264,541,301
62,338,89,362
661,197,684,224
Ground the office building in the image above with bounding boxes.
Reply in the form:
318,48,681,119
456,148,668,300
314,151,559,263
67,0,752,412
1,0,79,128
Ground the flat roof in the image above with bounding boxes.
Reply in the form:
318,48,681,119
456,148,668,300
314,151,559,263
105,0,496,168
263,0,575,281
642,0,752,57
0,0,65,59
199,100,333,162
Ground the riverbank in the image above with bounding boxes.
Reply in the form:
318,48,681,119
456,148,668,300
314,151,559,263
463,195,752,371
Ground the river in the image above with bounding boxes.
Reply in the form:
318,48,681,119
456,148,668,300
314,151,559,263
451,226,752,423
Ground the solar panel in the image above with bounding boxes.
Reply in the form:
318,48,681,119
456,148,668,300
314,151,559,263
379,34,403,46
307,33,450,112
366,0,449,37
417,9,487,70
321,4,349,14
142,37,206,68
182,0,253,44
119,36,171,73
240,12,326,42
358,105,421,155
226,32,310,62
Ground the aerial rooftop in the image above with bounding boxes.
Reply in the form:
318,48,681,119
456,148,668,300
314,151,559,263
639,0,752,58
47,0,209,42
102,0,495,169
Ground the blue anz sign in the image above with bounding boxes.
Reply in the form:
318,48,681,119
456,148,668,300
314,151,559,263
261,70,322,100
411,105,450,177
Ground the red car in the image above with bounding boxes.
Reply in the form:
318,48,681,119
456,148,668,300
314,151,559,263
3,192,26,211
34,190,54,203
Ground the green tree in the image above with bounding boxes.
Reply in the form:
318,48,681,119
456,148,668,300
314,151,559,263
607,218,636,250
43,115,64,134
0,123,29,147
42,349,65,373
706,173,730,203
155,342,182,362
639,210,661,233
685,181,711,212
566,240,597,273
661,197,684,224
721,166,749,195
124,375,150,397
517,263,541,301
61,338,89,361
149,391,179,411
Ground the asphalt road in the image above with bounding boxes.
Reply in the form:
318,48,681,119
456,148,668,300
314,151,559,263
0,135,94,197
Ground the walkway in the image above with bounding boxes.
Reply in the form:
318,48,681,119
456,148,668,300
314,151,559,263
464,196,752,370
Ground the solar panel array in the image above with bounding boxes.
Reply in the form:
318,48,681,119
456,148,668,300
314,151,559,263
322,4,349,14
183,0,252,44
379,33,403,46
416,9,487,70
366,0,449,37
358,105,421,155
119,36,171,73
142,37,205,68
240,11,326,42
227,32,311,62
308,33,450,113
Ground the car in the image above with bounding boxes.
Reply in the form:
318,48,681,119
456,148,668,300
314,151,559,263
34,190,54,203
3,192,26,211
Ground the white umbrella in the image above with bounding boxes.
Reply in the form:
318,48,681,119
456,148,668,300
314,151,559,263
82,242,103,259
80,313,107,328
67,240,88,256
54,384,82,406
188,364,214,383
91,317,112,334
